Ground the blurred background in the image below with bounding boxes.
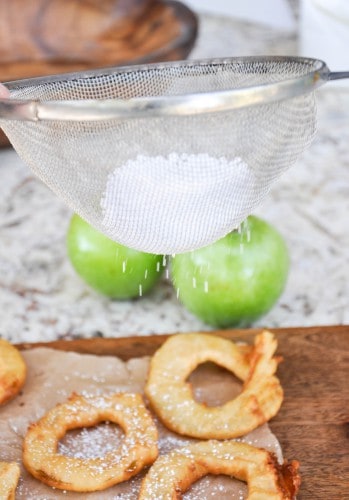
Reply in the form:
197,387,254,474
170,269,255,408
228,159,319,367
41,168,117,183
0,0,348,342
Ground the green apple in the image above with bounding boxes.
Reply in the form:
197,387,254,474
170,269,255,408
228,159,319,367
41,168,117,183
171,216,289,328
67,214,164,299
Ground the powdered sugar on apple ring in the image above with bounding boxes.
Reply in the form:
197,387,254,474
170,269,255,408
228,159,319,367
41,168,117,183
0,461,20,499
145,331,283,439
0,339,26,406
139,440,300,500
22,392,158,492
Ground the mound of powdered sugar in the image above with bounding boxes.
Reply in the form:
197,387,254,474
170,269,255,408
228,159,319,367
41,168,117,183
100,153,259,254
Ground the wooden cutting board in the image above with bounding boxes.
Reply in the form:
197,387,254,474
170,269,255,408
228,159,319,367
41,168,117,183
18,325,349,499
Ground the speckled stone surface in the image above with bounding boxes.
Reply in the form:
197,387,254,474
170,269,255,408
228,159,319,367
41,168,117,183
0,14,348,343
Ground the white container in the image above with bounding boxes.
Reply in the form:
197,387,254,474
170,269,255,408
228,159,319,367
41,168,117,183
300,0,349,78
185,0,296,31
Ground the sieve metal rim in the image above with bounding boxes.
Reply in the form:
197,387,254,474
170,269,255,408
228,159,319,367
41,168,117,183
0,55,330,122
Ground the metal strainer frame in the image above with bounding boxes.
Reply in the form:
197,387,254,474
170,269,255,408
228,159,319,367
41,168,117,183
0,56,347,122
0,55,348,254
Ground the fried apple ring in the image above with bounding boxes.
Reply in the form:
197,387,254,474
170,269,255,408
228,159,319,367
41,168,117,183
0,461,20,500
23,392,158,492
139,440,301,500
0,338,26,405
145,331,283,439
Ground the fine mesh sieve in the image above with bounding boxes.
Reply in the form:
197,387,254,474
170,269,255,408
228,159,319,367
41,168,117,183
0,56,348,254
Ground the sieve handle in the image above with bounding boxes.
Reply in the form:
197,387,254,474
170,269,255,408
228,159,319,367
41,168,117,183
328,72,349,80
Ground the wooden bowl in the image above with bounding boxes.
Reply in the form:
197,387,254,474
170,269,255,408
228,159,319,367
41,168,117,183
0,0,198,147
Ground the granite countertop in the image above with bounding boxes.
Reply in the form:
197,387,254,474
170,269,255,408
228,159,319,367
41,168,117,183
0,14,348,343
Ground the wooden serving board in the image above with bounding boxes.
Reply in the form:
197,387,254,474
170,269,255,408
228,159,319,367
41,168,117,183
18,325,349,499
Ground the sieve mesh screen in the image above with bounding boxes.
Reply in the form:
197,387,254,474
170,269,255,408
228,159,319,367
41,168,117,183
0,58,319,253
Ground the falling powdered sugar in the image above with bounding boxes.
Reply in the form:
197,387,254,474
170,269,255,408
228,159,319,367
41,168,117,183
100,153,260,254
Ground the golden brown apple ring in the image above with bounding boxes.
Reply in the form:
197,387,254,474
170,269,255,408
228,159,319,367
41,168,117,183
145,331,283,439
139,440,301,500
0,338,26,405
23,392,158,492
0,461,20,500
